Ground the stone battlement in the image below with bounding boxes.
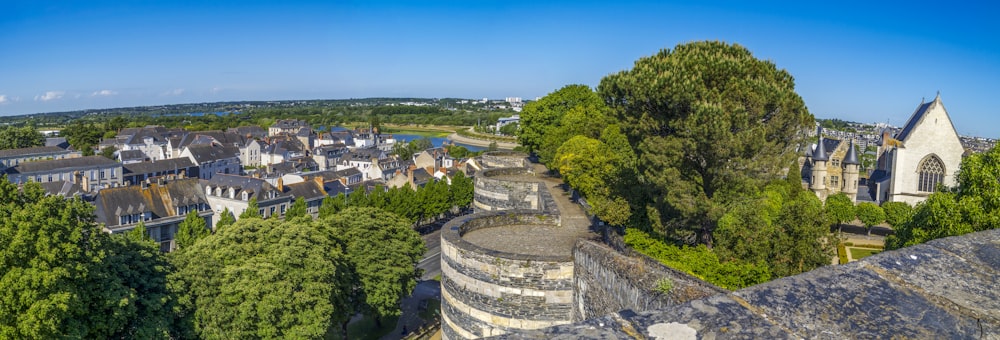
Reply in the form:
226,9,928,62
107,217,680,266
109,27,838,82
494,228,1000,339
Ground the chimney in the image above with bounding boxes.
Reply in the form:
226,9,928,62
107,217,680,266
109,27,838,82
407,164,416,188
276,177,284,192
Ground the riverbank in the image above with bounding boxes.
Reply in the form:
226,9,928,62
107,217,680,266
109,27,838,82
446,132,518,150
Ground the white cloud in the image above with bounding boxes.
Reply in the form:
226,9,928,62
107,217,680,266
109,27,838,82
91,90,118,97
0,95,7,104
162,88,185,96
34,91,65,101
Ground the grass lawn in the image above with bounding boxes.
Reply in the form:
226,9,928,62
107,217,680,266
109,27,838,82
849,247,882,260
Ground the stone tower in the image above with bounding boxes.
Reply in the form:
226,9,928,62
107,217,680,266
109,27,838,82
842,140,860,203
811,136,828,200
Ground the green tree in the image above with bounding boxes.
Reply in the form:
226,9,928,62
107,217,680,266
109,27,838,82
824,193,855,234
175,212,210,250
125,220,152,244
0,181,171,338
518,84,606,163
487,141,499,152
216,207,236,230
498,122,518,136
393,141,416,160
448,171,474,209
318,194,346,219
598,41,814,246
286,197,309,221
323,207,426,328
554,135,631,226
99,145,117,160
881,201,912,228
168,218,352,339
855,202,886,235
0,125,45,150
409,137,433,153
445,144,472,159
715,180,834,278
240,198,262,219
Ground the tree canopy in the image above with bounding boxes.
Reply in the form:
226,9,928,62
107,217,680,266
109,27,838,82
168,217,352,339
855,202,885,235
0,125,44,150
174,212,210,250
0,180,172,338
286,197,309,221
518,84,610,166
597,41,814,245
322,207,425,324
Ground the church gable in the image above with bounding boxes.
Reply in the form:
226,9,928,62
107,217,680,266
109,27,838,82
895,94,961,148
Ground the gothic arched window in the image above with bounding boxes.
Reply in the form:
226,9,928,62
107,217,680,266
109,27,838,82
917,155,945,192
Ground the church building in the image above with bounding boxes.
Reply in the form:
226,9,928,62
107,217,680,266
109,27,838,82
869,94,964,205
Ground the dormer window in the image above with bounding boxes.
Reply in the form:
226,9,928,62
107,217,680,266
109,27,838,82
206,185,213,196
242,192,249,201
215,187,223,196
228,187,236,199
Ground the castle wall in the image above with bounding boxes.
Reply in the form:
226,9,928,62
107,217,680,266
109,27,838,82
440,211,574,339
478,151,529,169
572,239,726,321
473,168,558,220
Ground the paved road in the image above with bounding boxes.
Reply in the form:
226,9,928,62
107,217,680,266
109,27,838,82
418,228,442,281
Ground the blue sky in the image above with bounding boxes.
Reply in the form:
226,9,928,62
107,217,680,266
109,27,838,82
1,1,998,137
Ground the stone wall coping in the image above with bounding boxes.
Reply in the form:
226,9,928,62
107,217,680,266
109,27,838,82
478,167,538,181
442,210,571,262
481,151,529,158
493,228,1000,339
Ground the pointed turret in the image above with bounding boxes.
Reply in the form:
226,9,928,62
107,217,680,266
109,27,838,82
843,140,860,165
812,136,829,161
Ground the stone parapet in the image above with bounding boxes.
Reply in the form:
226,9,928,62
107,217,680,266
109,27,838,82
572,239,725,321
493,229,1000,339
473,167,559,218
479,151,529,169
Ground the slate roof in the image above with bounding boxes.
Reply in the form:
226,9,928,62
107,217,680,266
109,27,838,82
178,131,245,149
227,126,266,139
271,119,309,130
6,155,120,174
843,141,860,165
123,158,197,175
810,137,842,162
0,146,73,158
412,168,433,186
184,144,240,164
283,180,326,201
323,180,351,196
94,177,207,228
203,174,283,201
119,150,147,162
123,126,172,145
345,148,385,162
39,181,85,197
45,137,70,149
